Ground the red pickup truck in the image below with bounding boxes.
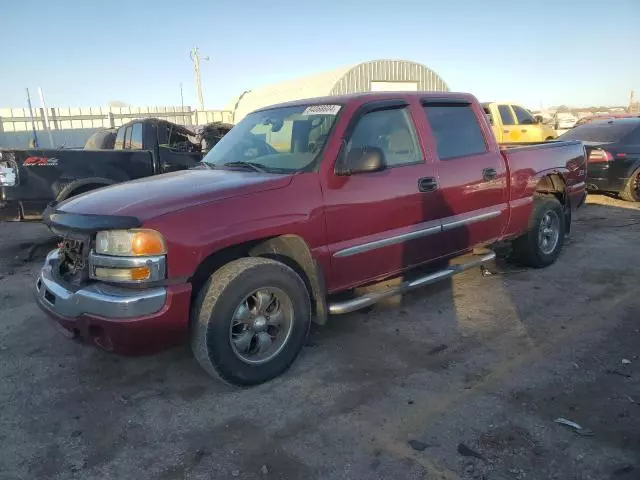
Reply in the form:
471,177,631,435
35,92,587,385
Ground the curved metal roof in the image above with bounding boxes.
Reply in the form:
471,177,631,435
229,59,449,122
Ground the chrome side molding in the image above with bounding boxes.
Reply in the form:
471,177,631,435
334,224,441,258
334,210,502,258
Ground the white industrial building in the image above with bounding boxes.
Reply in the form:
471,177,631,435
228,59,449,122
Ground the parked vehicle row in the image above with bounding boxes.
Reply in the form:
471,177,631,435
33,92,587,385
574,112,640,127
0,118,232,221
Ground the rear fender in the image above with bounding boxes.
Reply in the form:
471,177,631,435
250,235,328,325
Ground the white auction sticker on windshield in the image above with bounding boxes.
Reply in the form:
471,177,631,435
302,105,341,116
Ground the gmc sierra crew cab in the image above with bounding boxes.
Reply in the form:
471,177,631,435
35,92,587,385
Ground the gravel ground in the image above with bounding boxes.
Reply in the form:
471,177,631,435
0,194,639,480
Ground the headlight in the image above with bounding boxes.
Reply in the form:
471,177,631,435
95,229,167,257
90,229,167,283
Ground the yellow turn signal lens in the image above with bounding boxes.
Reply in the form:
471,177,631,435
94,266,151,282
131,231,166,256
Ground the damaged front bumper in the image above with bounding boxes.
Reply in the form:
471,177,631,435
34,249,192,355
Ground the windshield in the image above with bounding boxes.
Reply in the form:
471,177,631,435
201,105,340,173
557,121,639,143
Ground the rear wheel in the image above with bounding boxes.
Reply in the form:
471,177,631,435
191,257,311,386
513,195,566,268
619,168,640,202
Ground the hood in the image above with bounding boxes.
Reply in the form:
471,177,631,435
57,169,293,221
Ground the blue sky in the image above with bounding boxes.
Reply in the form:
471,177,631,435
1,0,638,110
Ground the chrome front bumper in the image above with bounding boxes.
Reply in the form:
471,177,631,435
35,249,167,319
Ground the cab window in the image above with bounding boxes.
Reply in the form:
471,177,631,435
114,127,125,149
346,107,421,167
498,105,516,125
124,126,132,149
130,123,143,149
512,105,536,125
424,104,487,160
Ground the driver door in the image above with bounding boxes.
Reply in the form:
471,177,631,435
321,101,441,292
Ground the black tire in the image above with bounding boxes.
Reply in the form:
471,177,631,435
619,168,640,202
512,195,566,268
191,257,311,386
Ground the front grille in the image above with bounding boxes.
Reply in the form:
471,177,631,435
59,237,91,284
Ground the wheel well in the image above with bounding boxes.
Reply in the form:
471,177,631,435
189,240,265,302
68,183,105,197
535,174,570,231
535,174,566,204
57,181,111,201
189,235,328,325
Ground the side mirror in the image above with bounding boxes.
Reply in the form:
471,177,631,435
535,115,544,124
340,146,386,175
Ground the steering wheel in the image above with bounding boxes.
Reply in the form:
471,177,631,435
234,135,278,158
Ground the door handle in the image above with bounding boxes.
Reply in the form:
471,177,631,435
482,168,497,181
521,129,528,133
418,177,438,192
503,129,509,133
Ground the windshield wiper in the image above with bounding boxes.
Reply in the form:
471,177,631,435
193,162,215,170
222,161,267,173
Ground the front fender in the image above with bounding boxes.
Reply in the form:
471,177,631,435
250,235,328,325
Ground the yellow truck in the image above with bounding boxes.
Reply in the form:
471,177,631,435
482,102,557,143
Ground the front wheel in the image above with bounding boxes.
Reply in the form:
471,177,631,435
619,168,640,202
512,196,566,268
191,257,311,386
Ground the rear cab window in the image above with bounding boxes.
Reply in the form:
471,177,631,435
498,105,516,125
423,104,488,160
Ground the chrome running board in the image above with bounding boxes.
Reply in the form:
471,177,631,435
328,251,496,315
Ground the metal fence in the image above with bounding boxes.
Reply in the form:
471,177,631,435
0,105,233,131
0,105,234,148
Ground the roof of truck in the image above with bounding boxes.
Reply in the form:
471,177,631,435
253,91,477,113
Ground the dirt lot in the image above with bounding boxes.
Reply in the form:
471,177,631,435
1,195,639,480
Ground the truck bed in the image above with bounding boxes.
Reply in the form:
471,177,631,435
500,139,587,238
1,148,156,220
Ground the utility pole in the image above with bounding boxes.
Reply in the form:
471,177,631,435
38,87,55,148
190,47,209,111
25,88,39,148
629,90,636,113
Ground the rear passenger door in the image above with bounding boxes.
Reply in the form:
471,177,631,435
421,100,508,256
